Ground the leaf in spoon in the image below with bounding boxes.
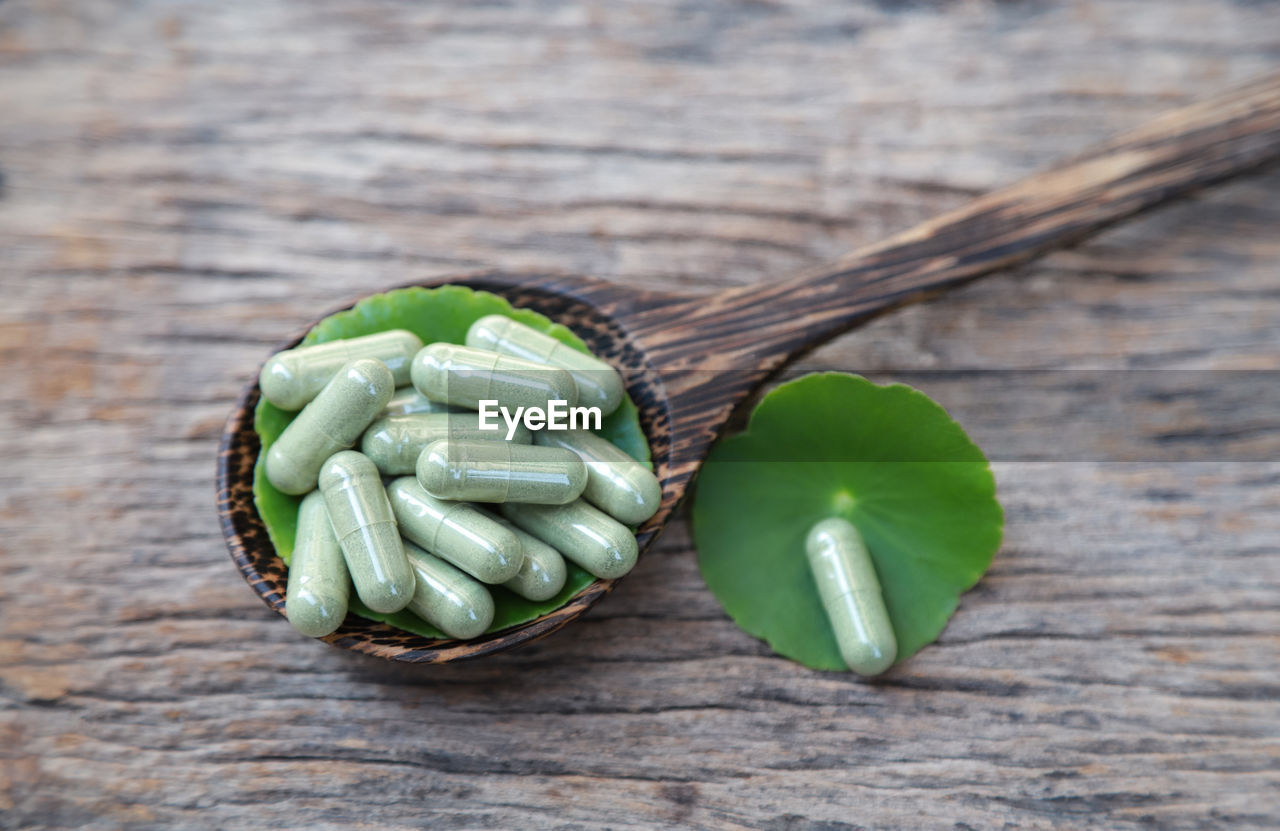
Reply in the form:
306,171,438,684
691,372,1002,670
252,284,650,638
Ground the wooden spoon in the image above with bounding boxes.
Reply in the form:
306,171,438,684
217,71,1280,663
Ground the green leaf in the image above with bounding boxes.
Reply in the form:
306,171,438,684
252,285,650,638
691,372,1002,670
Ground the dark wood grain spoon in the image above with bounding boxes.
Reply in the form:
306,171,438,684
217,72,1280,663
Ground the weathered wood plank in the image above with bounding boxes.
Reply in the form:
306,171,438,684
2,0,1278,828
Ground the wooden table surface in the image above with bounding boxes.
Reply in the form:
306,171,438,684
3,2,1279,829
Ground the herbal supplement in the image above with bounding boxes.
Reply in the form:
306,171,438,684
417,439,586,505
411,343,578,411
380,386,453,418
466,314,624,415
265,358,395,495
285,491,351,638
362,412,532,475
535,429,660,525
403,541,495,640
260,330,422,411
805,518,897,676
319,451,416,614
386,477,524,584
474,507,568,602
501,500,637,580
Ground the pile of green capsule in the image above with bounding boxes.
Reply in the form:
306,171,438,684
259,314,662,641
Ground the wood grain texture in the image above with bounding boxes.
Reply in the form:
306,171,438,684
2,1,1279,829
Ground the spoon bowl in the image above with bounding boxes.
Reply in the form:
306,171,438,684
216,72,1280,662
218,273,683,662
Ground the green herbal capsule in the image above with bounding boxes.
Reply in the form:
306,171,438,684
265,358,395,495
403,541,495,640
285,491,351,637
473,507,568,601
386,477,524,584
501,500,637,580
361,412,532,475
411,343,578,411
380,386,454,418
805,518,897,676
534,429,660,525
319,451,416,614
466,314,624,415
260,330,422,411
417,439,586,505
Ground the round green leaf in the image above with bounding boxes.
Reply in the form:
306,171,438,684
251,285,650,638
691,372,1002,670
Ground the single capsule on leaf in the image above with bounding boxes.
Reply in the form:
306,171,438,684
265,358,394,495
466,314,624,415
285,491,351,638
260,330,422,411
805,517,897,676
319,451,415,614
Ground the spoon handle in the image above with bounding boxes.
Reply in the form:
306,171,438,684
636,70,1280,371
